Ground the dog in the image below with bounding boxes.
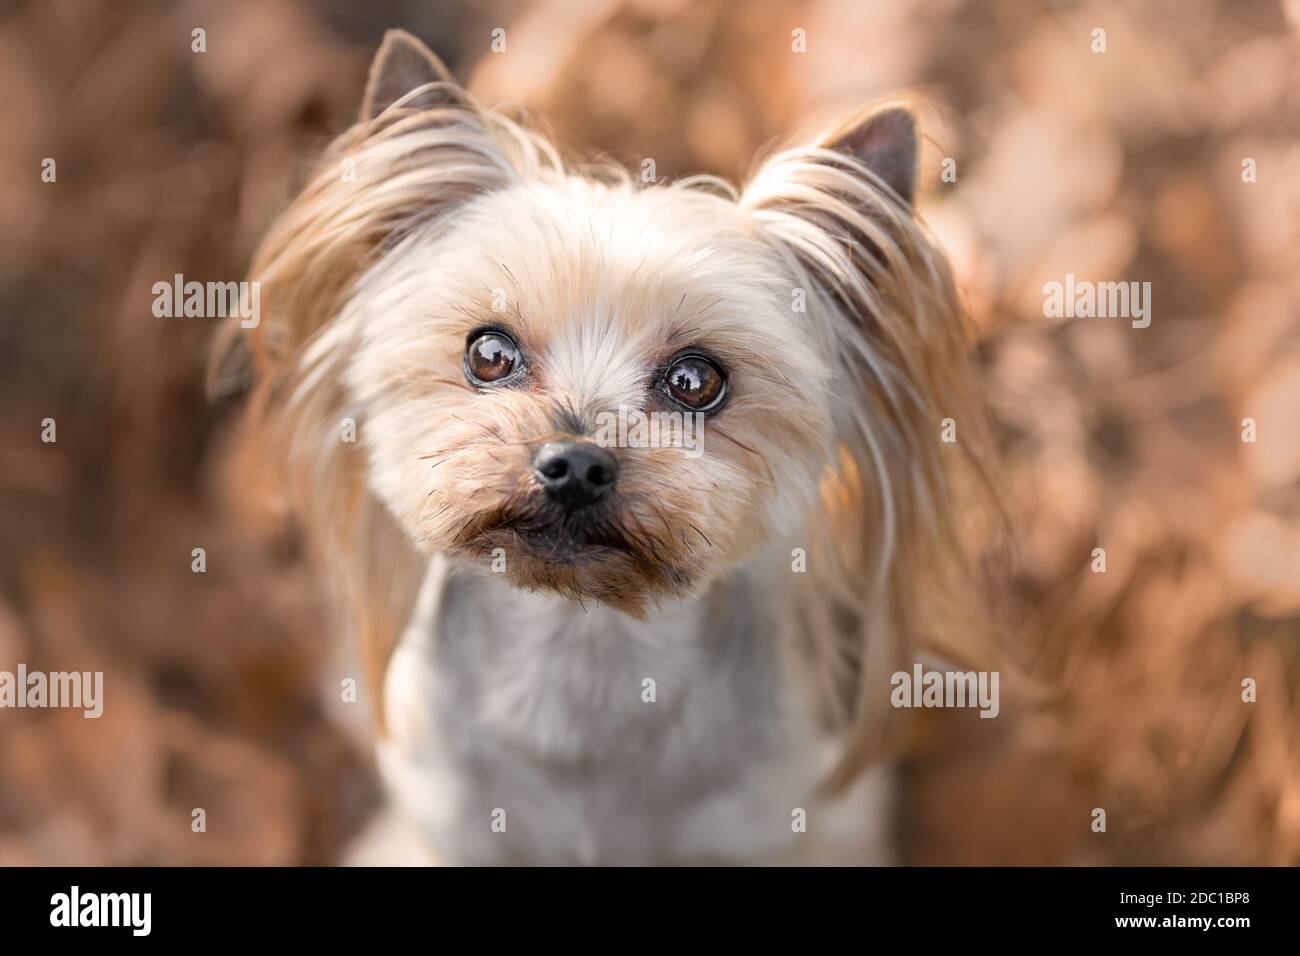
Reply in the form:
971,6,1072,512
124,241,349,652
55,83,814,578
214,29,995,865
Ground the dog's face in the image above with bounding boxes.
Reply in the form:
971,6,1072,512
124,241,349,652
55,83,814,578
345,177,835,612
258,31,930,617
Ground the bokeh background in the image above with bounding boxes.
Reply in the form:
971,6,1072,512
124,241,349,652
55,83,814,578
1,0,1298,865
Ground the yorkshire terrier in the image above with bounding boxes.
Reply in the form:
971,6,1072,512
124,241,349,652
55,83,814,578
215,30,993,865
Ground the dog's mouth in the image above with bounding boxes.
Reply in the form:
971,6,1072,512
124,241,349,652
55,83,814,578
459,505,642,563
446,501,693,610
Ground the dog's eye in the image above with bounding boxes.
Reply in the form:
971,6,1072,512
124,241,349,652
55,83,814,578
664,355,727,412
465,331,522,385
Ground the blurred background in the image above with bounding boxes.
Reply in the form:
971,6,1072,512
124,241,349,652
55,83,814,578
1,0,1297,865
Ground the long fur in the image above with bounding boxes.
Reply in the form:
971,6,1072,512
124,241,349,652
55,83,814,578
741,123,1001,785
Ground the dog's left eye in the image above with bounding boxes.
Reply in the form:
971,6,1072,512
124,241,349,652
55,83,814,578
663,354,727,412
465,330,523,385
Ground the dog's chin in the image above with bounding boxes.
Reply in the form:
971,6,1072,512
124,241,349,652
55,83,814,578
446,510,695,616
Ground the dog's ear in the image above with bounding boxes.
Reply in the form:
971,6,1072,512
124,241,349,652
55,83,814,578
741,103,997,790
818,106,917,207
361,29,459,121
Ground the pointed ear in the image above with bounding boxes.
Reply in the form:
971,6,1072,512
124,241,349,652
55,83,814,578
819,106,917,206
361,30,459,121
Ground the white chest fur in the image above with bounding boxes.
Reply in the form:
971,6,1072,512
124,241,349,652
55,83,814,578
378,553,894,865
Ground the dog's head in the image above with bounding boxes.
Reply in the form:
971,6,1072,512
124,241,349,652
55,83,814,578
345,38,868,611
225,31,991,766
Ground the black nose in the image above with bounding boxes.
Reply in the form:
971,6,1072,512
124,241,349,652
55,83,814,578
533,440,618,509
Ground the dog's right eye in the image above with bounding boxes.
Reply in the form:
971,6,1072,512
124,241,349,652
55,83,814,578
465,330,523,385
